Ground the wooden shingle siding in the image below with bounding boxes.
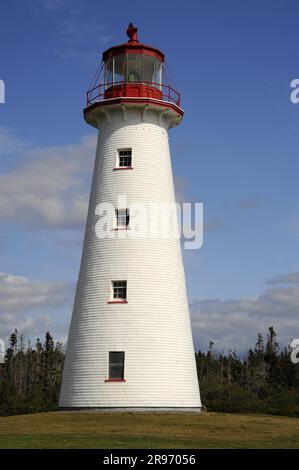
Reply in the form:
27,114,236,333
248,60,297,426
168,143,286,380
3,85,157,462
59,107,201,409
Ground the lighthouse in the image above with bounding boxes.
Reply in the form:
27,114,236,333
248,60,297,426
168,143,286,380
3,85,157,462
59,24,201,411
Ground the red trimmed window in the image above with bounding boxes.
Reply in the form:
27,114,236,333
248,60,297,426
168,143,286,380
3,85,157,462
107,351,125,381
117,148,132,168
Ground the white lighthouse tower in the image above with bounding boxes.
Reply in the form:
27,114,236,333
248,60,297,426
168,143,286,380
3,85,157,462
59,24,201,411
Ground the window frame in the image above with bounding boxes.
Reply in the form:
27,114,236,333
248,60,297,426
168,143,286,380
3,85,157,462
105,351,126,382
115,208,130,230
108,280,128,304
114,148,133,170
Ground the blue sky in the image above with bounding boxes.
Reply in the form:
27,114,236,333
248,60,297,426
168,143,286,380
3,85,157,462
0,0,299,352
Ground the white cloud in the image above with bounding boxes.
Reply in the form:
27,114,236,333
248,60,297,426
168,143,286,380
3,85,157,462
0,134,96,229
0,272,71,344
190,273,299,353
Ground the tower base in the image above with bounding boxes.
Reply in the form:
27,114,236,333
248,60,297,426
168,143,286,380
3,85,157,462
59,407,202,413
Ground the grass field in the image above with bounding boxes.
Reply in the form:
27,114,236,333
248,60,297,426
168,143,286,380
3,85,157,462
0,412,299,449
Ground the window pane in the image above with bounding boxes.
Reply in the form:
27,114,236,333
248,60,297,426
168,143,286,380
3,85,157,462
105,57,113,86
114,54,126,83
119,156,131,166
110,351,124,364
126,54,142,82
110,365,124,379
153,58,162,85
143,55,155,83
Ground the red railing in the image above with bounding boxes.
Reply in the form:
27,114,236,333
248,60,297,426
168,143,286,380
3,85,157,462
86,81,181,108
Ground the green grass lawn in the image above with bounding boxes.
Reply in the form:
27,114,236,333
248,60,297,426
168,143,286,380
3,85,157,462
0,412,298,449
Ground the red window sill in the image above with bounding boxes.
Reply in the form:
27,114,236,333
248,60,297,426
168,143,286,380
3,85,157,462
107,300,128,304
105,379,126,382
113,167,134,171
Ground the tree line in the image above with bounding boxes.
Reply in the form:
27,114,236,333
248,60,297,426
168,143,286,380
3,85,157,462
0,326,298,416
0,330,64,416
196,327,299,416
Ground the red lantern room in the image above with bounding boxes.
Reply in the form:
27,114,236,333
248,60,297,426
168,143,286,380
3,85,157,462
84,23,183,127
103,23,164,101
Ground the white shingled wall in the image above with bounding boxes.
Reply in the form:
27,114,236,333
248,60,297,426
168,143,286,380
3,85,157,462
59,106,201,409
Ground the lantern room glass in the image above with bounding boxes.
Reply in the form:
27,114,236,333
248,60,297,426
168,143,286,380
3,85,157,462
105,53,162,87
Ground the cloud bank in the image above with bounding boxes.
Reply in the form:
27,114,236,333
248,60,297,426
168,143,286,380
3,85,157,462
0,134,96,229
0,272,72,344
190,273,299,353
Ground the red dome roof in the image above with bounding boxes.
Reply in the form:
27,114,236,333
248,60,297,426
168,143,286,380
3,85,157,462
102,23,165,62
